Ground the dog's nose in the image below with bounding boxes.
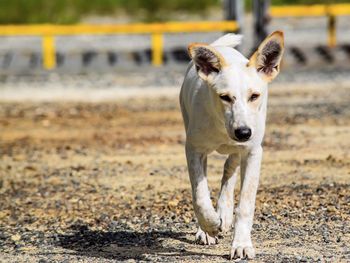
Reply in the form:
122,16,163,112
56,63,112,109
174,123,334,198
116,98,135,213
234,127,252,141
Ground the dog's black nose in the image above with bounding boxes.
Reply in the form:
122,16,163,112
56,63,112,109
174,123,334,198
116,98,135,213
234,127,252,141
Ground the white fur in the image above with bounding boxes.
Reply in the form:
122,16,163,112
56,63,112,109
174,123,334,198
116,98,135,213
180,33,283,260
210,33,243,48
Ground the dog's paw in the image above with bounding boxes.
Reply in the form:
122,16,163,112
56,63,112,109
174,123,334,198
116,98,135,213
230,245,255,260
217,207,233,233
195,227,218,245
197,214,221,237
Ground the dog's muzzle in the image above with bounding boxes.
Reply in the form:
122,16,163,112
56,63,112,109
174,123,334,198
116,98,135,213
234,126,252,142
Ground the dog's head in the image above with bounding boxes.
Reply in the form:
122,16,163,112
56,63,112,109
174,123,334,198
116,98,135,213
188,31,284,143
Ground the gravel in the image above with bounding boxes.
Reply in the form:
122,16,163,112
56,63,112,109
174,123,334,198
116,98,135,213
0,82,350,261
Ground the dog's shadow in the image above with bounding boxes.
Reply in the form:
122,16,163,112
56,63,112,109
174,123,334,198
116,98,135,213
52,223,220,261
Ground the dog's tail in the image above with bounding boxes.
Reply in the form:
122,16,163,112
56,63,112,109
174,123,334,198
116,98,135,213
210,33,242,48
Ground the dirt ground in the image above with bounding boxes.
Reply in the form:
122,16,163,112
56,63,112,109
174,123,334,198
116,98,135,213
0,82,349,262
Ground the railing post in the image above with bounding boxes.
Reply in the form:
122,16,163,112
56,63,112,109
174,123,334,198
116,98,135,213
328,15,336,48
253,0,270,50
151,33,163,66
224,0,244,34
42,35,56,70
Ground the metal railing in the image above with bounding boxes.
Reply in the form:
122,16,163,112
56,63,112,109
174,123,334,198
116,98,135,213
0,21,238,70
270,3,350,47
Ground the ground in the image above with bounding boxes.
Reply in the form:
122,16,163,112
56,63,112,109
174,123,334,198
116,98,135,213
0,81,349,262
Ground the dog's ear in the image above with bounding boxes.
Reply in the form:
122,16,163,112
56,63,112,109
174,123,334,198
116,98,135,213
248,31,284,82
188,43,226,81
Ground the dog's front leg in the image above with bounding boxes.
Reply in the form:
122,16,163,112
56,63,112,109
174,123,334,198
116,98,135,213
186,145,221,238
217,154,240,233
230,146,262,260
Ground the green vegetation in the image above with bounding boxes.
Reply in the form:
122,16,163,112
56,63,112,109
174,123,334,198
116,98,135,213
272,0,344,5
246,0,346,11
0,0,348,24
0,0,220,24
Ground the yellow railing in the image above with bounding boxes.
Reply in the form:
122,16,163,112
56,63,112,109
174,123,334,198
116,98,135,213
0,21,238,70
270,3,350,47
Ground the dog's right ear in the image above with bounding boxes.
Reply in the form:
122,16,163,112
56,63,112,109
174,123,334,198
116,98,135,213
188,43,226,81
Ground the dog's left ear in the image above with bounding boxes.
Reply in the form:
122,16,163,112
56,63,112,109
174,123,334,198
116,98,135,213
248,31,284,82
188,43,226,81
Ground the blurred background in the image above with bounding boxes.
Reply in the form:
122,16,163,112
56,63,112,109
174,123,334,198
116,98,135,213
0,0,348,78
0,1,349,262
0,0,347,23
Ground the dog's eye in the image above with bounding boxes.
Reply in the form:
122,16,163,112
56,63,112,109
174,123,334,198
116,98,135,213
249,93,260,102
219,94,232,103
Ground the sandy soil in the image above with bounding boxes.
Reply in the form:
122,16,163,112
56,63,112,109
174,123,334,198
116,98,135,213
0,83,349,262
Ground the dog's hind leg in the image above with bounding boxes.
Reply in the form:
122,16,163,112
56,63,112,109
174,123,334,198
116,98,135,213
217,154,240,233
186,144,221,238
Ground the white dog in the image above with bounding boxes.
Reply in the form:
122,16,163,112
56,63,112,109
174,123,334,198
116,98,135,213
180,31,284,260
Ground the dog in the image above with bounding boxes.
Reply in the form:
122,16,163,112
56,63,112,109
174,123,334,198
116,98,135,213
179,31,284,260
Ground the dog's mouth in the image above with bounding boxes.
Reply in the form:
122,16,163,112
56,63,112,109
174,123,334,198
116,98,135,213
228,132,252,143
227,134,249,143
233,137,250,143
231,136,250,143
